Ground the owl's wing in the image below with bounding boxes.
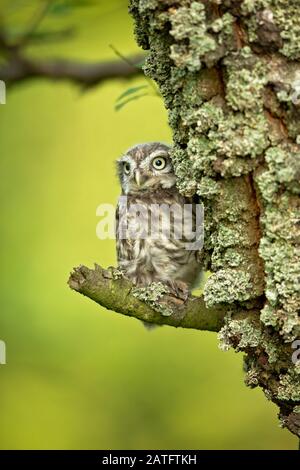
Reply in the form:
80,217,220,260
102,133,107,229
193,195,204,264
115,196,134,264
115,198,121,262
187,194,204,263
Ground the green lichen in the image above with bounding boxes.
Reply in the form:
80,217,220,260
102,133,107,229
265,146,300,193
216,223,257,249
225,48,268,112
209,112,269,160
242,0,300,59
179,96,269,181
263,336,279,363
197,177,220,199
210,13,234,36
219,317,280,364
132,282,173,316
274,1,300,59
260,304,277,326
168,4,237,71
137,0,158,12
111,267,124,280
204,270,255,306
244,369,260,388
256,143,300,341
219,249,244,268
169,2,216,72
241,0,270,14
181,100,223,133
277,368,300,401
273,72,300,142
218,318,262,351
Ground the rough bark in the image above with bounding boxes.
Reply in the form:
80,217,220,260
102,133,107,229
128,0,300,437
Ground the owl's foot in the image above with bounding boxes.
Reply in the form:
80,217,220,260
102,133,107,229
102,266,125,280
166,280,189,302
141,320,158,331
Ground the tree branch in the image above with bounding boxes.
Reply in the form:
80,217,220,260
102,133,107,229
0,52,145,87
68,264,260,331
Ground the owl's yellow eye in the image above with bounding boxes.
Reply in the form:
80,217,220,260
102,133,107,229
152,156,166,170
123,162,131,174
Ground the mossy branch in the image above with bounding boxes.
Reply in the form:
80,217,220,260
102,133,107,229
68,264,228,331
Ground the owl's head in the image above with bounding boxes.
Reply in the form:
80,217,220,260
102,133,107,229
117,142,175,194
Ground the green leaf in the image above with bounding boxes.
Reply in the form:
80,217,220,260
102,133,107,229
116,85,148,103
115,93,149,112
49,2,72,15
49,0,96,15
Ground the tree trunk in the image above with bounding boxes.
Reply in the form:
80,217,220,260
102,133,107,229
129,0,300,438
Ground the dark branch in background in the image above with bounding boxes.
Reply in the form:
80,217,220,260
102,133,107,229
0,51,145,88
68,264,260,331
0,0,144,88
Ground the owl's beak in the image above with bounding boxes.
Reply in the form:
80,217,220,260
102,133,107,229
134,169,142,187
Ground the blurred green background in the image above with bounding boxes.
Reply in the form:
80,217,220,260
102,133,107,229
0,0,296,450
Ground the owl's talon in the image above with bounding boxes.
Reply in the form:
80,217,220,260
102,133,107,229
167,280,190,302
102,266,125,280
102,268,113,279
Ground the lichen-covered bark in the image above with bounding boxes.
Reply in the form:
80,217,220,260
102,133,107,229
68,264,229,331
129,0,300,437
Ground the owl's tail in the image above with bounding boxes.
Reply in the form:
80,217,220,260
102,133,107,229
141,320,160,331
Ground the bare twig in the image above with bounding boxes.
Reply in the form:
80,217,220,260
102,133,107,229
0,52,145,88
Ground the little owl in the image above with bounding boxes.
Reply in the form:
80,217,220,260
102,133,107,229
116,142,202,300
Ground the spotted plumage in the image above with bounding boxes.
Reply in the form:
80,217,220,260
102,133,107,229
116,142,202,298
